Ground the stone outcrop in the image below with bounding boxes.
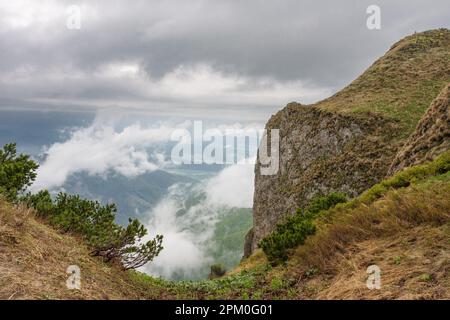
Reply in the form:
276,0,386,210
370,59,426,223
244,104,400,257
244,30,450,258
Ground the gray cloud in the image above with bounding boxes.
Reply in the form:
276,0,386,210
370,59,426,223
0,0,449,120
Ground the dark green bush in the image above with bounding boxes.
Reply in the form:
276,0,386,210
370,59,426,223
0,143,38,201
0,142,163,270
23,191,163,270
304,192,348,217
354,151,450,206
260,193,347,264
210,264,227,279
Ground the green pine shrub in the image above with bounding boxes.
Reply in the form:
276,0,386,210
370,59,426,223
0,143,38,201
210,264,227,279
0,141,164,271
0,143,163,269
23,190,163,270
260,193,347,264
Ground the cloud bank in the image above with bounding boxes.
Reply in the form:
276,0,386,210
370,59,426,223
1,0,449,120
31,119,182,191
205,160,255,208
30,115,257,279
143,160,255,279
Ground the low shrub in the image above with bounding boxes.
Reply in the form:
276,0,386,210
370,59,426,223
0,143,38,201
210,264,227,279
23,190,163,270
350,150,450,207
260,193,347,264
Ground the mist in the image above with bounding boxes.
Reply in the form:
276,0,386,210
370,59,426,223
30,114,257,280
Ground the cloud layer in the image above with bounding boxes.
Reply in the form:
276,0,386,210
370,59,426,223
32,116,262,192
31,118,181,191
30,115,258,279
143,160,255,279
1,0,449,120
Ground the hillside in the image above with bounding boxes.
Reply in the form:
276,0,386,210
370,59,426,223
247,29,450,256
0,198,168,299
1,152,449,299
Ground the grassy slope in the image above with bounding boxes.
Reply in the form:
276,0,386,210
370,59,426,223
3,152,445,299
316,28,450,137
0,145,448,301
0,200,175,300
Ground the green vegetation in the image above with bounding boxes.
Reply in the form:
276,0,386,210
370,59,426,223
0,143,38,201
210,208,253,269
151,154,450,299
259,193,347,264
0,142,163,271
128,264,267,299
22,190,163,270
259,151,450,266
393,256,402,265
419,274,433,282
317,29,450,137
209,264,226,279
342,151,450,209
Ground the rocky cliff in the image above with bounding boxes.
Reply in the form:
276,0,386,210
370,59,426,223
246,29,450,257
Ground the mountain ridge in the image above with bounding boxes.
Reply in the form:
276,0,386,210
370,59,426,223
246,28,450,256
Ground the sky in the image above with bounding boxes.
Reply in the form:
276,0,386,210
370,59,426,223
1,0,449,121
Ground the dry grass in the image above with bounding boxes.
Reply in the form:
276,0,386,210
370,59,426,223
278,178,450,299
312,225,450,299
290,180,450,272
316,29,450,137
0,198,171,300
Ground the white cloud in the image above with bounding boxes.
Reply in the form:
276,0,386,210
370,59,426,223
31,117,263,192
31,118,182,191
142,159,255,279
0,1,63,30
205,160,255,208
142,183,217,279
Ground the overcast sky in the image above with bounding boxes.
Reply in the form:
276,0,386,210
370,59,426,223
0,0,449,121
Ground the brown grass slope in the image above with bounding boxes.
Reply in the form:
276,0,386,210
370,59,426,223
316,28,450,136
235,172,450,300
289,180,450,299
0,199,172,300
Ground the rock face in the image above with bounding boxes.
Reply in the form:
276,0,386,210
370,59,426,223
244,105,399,256
388,84,450,175
244,29,450,258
